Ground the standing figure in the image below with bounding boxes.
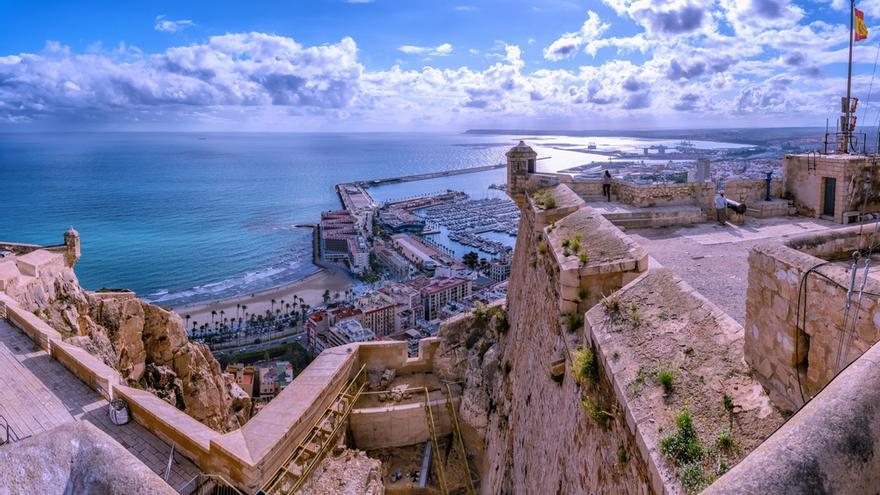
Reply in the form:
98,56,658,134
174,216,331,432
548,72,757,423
714,191,727,225
602,170,612,201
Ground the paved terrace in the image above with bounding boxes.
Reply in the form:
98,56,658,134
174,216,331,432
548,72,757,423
0,319,201,493
626,216,841,323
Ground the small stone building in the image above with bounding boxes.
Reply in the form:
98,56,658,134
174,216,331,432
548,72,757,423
783,153,880,223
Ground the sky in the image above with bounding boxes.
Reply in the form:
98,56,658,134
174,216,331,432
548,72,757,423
0,0,879,131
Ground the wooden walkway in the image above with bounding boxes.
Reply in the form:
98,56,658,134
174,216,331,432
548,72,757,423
0,319,201,492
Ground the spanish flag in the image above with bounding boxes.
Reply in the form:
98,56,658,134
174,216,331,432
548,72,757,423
856,8,868,42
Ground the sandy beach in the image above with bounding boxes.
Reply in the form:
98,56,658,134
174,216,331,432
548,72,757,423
172,268,353,328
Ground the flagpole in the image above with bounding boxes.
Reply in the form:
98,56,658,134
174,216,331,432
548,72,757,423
846,0,855,153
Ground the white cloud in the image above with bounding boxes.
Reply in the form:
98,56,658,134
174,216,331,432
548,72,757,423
154,15,195,33
398,43,454,56
0,15,868,130
544,11,610,60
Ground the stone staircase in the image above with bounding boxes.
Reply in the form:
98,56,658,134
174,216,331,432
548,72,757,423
260,366,367,495
585,201,705,229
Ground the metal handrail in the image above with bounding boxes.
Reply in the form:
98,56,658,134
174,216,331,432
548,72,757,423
261,364,367,495
444,383,476,495
0,414,29,445
422,387,448,495
178,473,244,495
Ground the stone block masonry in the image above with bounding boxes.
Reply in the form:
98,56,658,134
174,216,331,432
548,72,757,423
745,223,880,411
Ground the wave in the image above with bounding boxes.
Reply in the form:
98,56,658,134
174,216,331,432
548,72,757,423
145,256,320,308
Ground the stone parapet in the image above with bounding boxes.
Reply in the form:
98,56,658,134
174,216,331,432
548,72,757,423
1,286,443,493
722,178,783,203
745,223,880,411
613,181,715,215
705,339,880,495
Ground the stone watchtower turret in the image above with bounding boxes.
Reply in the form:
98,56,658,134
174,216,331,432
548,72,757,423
506,141,537,207
64,227,81,268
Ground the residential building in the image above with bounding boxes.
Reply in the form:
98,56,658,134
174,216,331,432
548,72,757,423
321,319,375,348
225,363,257,398
357,294,397,337
489,257,512,283
411,276,471,320
390,233,437,271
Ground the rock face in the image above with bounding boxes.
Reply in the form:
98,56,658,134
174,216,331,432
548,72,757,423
295,447,384,495
0,421,177,495
5,261,249,433
434,304,510,478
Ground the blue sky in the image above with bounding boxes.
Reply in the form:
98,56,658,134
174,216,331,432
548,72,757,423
0,0,877,130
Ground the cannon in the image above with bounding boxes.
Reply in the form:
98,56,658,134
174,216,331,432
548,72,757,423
725,198,747,215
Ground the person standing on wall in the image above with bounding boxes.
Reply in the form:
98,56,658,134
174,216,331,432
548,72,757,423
602,170,612,201
714,191,727,225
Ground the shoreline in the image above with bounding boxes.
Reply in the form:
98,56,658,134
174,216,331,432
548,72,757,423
171,268,354,329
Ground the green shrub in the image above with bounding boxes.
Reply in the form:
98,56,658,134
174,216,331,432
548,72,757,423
572,347,598,385
582,395,613,426
659,409,703,465
679,462,708,494
723,393,734,412
566,312,584,333
579,252,589,266
544,196,557,209
602,295,621,313
657,367,675,394
716,428,734,451
577,287,588,301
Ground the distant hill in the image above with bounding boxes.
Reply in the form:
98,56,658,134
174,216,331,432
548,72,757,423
464,127,828,146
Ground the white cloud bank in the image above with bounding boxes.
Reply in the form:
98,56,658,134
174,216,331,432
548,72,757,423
0,3,870,131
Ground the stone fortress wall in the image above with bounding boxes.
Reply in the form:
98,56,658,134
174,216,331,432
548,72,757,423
501,143,880,494
6,145,880,494
744,224,880,411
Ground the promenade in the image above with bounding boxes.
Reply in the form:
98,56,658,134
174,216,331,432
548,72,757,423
0,319,201,493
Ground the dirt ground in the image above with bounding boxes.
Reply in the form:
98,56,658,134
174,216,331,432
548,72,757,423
368,438,474,495
626,218,839,324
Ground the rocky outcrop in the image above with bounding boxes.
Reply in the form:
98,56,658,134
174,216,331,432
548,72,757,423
0,421,177,495
435,303,512,479
295,447,384,495
4,259,249,433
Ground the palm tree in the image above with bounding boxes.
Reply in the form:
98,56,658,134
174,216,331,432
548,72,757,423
322,289,330,304
271,299,276,313
220,310,225,324
236,303,241,319
211,310,217,325
192,321,198,331
184,314,191,328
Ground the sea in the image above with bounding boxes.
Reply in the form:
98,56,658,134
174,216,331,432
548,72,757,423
0,132,750,307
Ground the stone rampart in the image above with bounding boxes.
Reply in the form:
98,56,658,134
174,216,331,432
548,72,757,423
585,268,782,494
722,178,783,203
476,185,655,493
1,286,443,494
613,181,715,214
745,224,880,411
349,395,455,450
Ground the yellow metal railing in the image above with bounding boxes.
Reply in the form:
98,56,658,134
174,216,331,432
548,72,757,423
444,383,476,495
261,364,367,495
423,388,449,495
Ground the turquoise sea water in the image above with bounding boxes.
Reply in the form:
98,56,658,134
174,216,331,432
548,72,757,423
0,132,750,307
0,132,518,306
